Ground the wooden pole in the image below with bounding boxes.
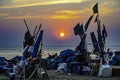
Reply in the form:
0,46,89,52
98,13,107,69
34,24,42,40
36,24,42,36
33,25,37,37
23,59,26,80
23,19,30,31
39,30,43,79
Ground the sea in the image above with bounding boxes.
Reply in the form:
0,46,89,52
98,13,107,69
0,45,120,60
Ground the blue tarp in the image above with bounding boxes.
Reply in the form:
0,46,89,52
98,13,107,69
0,57,7,71
0,57,6,61
50,57,64,69
59,49,75,61
22,46,29,57
109,52,113,56
112,56,120,61
109,60,117,65
65,56,73,63
31,30,43,58
10,56,22,61
49,49,91,71
109,55,120,65
50,49,75,69
70,62,82,74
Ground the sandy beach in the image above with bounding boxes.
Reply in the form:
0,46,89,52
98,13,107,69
1,70,120,80
47,70,120,80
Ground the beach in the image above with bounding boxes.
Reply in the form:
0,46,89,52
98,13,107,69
0,70,120,80
0,46,120,80
47,70,120,80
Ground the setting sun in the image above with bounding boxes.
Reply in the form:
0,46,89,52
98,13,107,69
60,32,65,37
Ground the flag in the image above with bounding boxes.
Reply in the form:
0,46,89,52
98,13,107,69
93,3,98,14
31,30,43,58
90,32,99,52
94,14,98,23
24,30,33,45
80,24,84,35
102,24,108,37
102,24,108,44
79,34,87,53
97,20,104,51
84,14,94,32
74,23,84,36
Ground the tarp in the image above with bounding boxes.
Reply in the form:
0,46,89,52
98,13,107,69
10,56,22,61
50,49,75,69
22,45,29,57
70,62,82,74
109,56,120,65
0,57,6,61
0,57,8,71
59,49,75,61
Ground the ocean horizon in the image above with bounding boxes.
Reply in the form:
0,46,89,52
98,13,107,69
0,44,120,59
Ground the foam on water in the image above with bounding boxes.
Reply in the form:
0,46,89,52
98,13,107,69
0,46,75,59
0,45,119,60
0,46,22,59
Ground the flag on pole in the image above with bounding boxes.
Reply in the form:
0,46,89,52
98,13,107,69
102,24,108,37
97,20,104,52
24,30,33,45
90,32,99,52
74,23,84,36
79,34,87,53
31,30,44,58
94,14,98,23
93,3,98,14
102,24,108,44
84,14,94,32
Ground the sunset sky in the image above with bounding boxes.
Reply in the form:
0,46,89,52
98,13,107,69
0,0,120,47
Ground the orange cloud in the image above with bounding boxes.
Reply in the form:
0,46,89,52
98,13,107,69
0,0,86,9
0,13,9,17
56,10,84,15
44,15,78,20
4,12,80,20
99,8,119,16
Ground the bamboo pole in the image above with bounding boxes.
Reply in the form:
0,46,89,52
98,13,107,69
33,26,38,37
36,24,42,37
23,19,30,31
34,24,41,41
